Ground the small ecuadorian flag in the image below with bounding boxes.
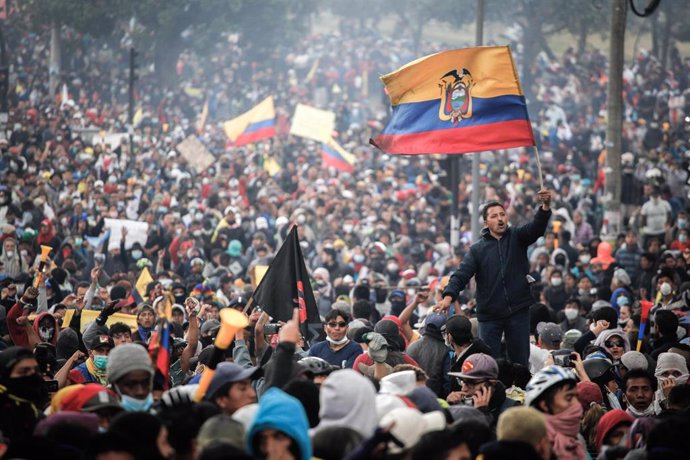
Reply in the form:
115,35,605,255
223,96,276,146
321,138,356,173
371,46,534,155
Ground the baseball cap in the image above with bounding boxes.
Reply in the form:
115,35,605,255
536,322,563,346
61,383,122,413
83,334,114,351
448,353,499,380
204,363,261,400
424,313,446,332
200,319,221,335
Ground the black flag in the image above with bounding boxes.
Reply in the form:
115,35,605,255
250,225,319,324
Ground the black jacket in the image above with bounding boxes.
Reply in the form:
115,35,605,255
443,207,552,321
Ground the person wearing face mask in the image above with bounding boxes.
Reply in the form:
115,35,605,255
525,366,587,460
544,269,569,313
650,269,685,314
308,310,362,368
653,352,690,413
68,334,113,385
106,343,155,412
559,298,588,333
609,268,633,314
622,369,657,418
7,287,59,348
0,346,50,456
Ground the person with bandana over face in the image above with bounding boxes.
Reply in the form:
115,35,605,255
0,346,50,457
7,286,59,348
525,366,587,460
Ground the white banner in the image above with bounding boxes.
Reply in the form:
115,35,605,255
104,219,149,252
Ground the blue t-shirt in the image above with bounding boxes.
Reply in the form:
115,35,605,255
308,340,363,369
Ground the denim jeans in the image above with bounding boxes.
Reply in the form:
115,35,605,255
478,307,530,366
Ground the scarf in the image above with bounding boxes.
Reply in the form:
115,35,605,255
544,403,587,460
85,358,109,386
138,325,152,343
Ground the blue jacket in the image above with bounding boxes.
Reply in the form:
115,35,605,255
443,207,551,321
246,388,311,460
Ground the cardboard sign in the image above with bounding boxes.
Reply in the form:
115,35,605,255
177,135,215,173
289,104,335,142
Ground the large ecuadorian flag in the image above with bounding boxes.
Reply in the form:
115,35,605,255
223,96,276,146
371,46,534,155
321,138,356,173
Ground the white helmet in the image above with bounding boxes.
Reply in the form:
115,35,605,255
525,366,578,407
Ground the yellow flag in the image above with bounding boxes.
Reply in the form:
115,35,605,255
132,108,144,127
196,100,209,133
62,309,138,332
305,58,320,83
263,156,281,176
136,267,154,299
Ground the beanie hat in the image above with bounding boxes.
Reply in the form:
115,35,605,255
576,381,603,412
106,343,153,383
595,409,633,451
620,351,648,372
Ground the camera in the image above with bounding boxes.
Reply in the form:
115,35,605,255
552,350,576,368
264,323,282,335
44,380,59,393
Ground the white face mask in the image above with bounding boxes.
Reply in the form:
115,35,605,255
326,336,349,346
579,255,591,264
564,308,579,321
551,277,563,287
660,282,672,296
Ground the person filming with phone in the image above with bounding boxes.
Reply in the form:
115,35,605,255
447,353,518,429
435,189,553,366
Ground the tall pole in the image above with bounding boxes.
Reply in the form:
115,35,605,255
49,22,60,99
604,0,626,237
470,0,485,242
0,21,9,128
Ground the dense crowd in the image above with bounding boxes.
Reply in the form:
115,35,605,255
1,12,690,460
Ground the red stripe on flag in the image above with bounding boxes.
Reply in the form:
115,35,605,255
234,126,276,146
321,151,354,172
371,119,534,155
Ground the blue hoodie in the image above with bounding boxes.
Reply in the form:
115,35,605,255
246,387,311,460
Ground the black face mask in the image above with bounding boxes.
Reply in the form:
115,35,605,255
174,294,186,305
390,300,406,316
4,374,49,406
200,336,214,348
375,288,388,303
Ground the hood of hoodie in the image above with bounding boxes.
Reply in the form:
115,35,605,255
246,388,311,460
33,312,59,345
314,369,377,439
594,329,630,355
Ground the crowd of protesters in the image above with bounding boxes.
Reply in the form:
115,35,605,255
1,11,690,460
